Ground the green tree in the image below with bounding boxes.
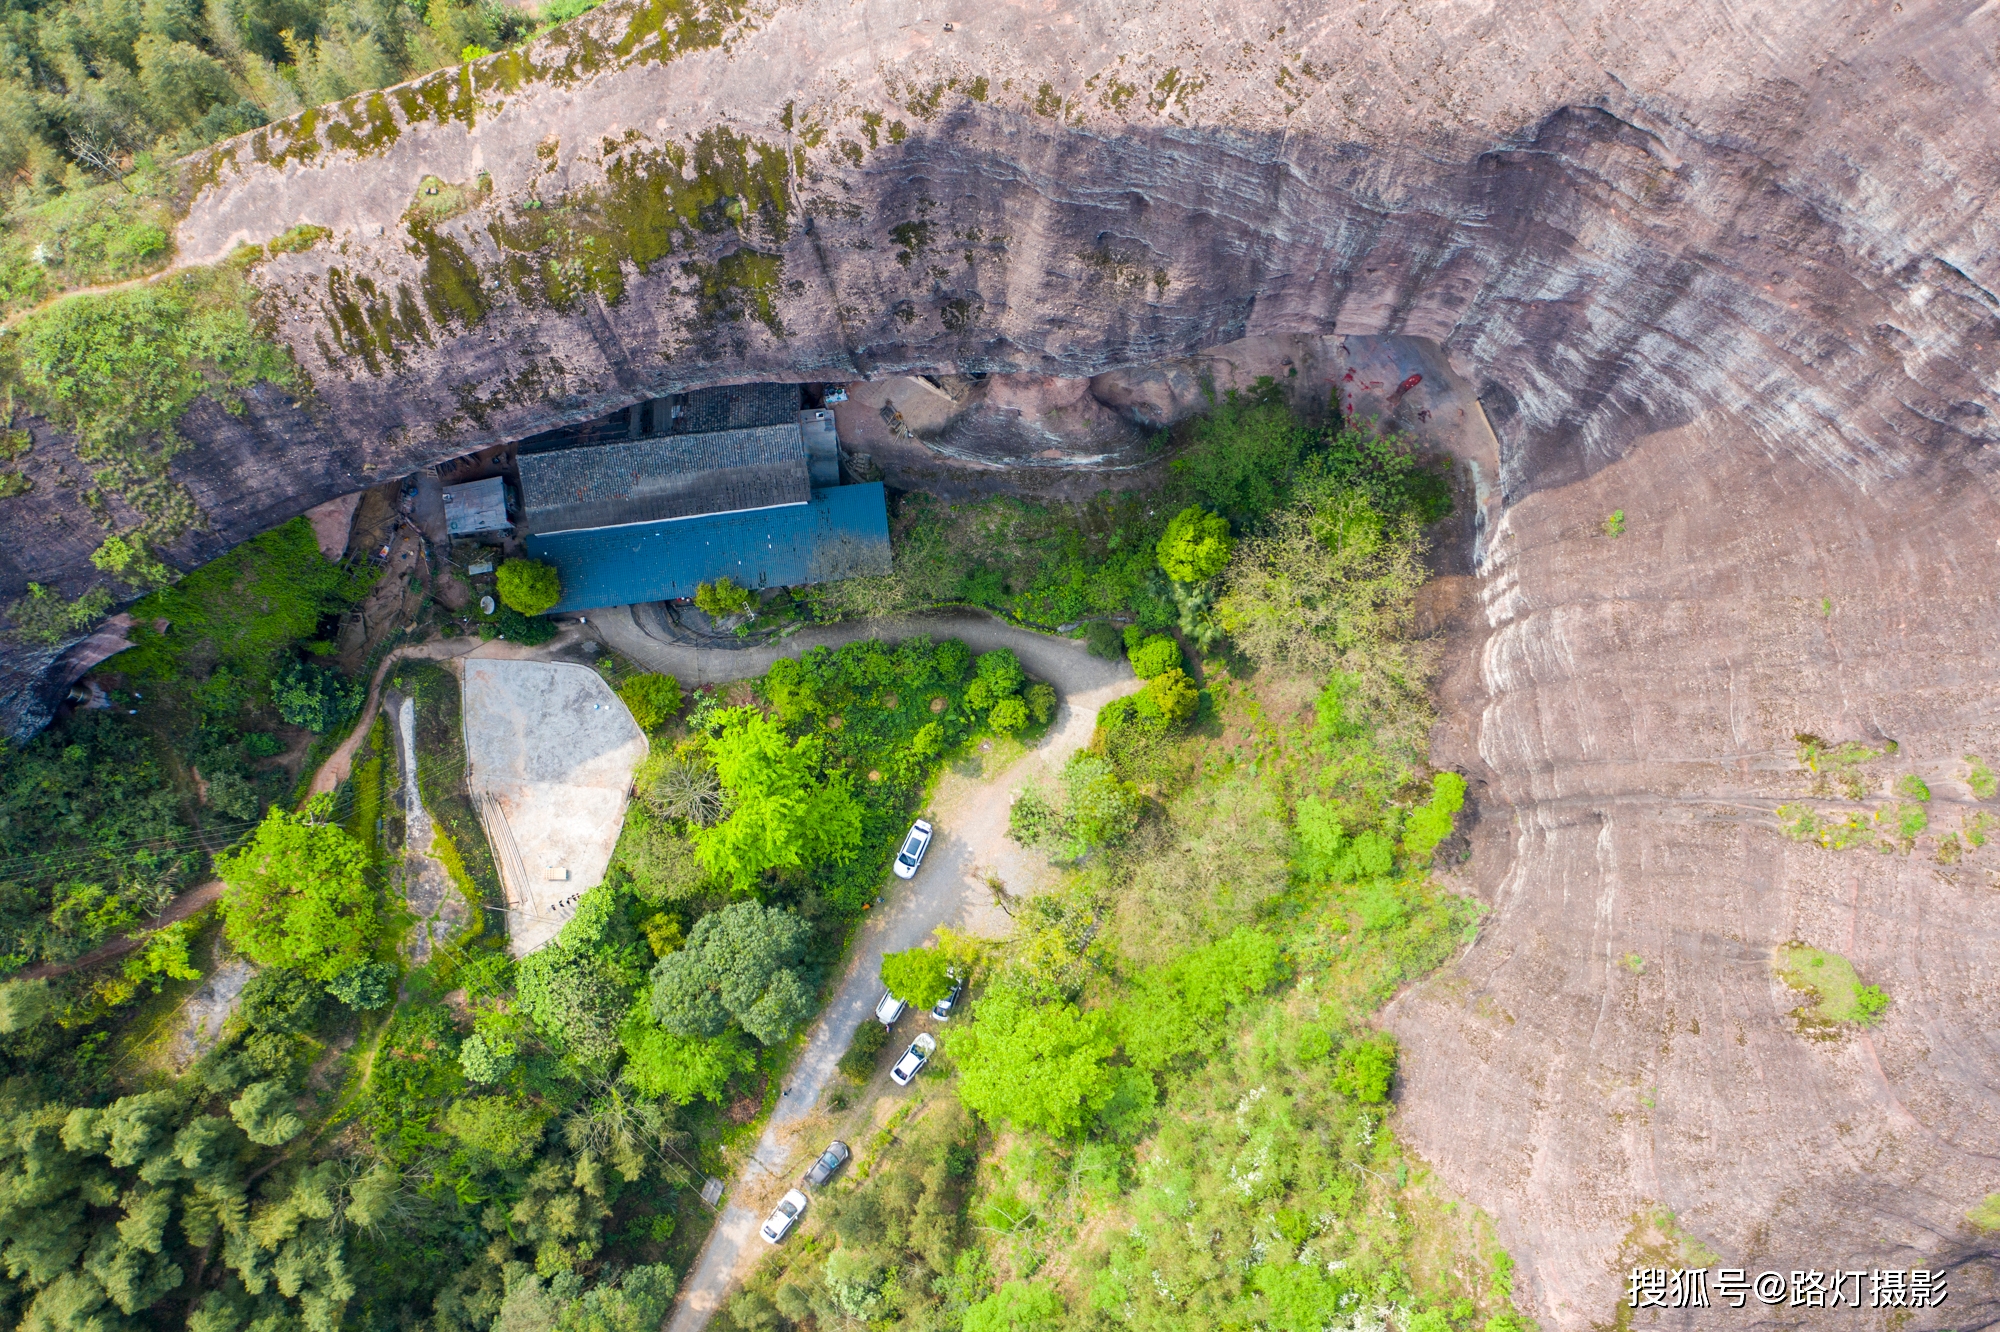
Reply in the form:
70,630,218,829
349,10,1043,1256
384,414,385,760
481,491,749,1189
1170,387,1308,518
459,1032,516,1084
694,576,752,618
1294,798,1396,884
950,985,1116,1136
327,961,397,1009
618,1013,753,1104
1156,505,1234,583
1219,486,1434,763
216,801,381,980
496,558,561,615
694,708,863,892
555,1264,677,1332
1061,754,1142,853
1402,771,1467,862
648,901,815,1046
1114,928,1281,1072
441,1095,548,1166
974,648,1024,696
988,696,1029,733
0,977,51,1032
229,1080,305,1145
272,658,364,733
1127,633,1182,679
1138,667,1199,727
880,946,953,1008
617,673,683,730
1333,1032,1397,1103
964,1280,1063,1332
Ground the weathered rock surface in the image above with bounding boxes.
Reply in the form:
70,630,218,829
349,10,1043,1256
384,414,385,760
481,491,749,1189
3,0,1999,1322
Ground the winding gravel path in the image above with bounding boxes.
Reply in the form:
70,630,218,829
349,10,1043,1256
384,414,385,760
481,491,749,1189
625,609,1137,1332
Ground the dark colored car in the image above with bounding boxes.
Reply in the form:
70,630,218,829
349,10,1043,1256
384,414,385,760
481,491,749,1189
803,1140,851,1189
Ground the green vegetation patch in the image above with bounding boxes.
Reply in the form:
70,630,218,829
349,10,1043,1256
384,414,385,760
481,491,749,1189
120,517,375,693
1775,944,1888,1029
0,177,176,320
808,385,1448,639
397,660,503,921
2,254,298,553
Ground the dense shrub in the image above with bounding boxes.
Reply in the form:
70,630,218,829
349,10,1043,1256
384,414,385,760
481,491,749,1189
837,1019,890,1080
1085,620,1125,658
216,803,381,980
496,558,561,615
272,657,365,733
618,672,684,730
1156,505,1234,583
695,576,753,617
1127,634,1182,679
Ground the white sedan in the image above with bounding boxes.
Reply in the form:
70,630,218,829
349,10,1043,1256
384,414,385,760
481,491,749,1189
892,820,933,879
760,1188,809,1243
890,1032,937,1086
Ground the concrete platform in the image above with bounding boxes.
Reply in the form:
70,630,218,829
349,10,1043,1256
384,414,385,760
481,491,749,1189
460,659,647,955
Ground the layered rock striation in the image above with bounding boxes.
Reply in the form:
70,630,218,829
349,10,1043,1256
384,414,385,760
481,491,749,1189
2,0,1998,1321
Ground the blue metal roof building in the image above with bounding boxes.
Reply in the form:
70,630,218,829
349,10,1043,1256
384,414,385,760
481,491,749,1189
527,483,892,612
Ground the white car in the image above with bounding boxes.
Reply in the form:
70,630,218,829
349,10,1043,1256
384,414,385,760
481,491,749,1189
760,1188,809,1243
931,979,964,1022
892,820,934,879
889,1032,937,1086
874,990,908,1026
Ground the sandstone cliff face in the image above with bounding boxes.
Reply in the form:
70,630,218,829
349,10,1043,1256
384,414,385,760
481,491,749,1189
6,0,1999,1320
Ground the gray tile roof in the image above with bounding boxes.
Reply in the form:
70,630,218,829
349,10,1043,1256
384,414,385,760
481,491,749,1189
518,424,809,535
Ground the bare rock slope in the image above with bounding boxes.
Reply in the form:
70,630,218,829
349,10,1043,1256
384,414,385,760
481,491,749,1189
8,0,2000,1322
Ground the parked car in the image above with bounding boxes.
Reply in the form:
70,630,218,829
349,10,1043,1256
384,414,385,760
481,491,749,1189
803,1141,851,1189
930,979,965,1022
760,1189,810,1243
892,819,934,879
889,1032,938,1086
874,990,908,1025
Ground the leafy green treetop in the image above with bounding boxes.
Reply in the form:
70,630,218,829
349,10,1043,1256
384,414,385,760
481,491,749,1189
617,673,683,731
963,1281,1063,1332
1294,796,1395,884
649,901,815,1046
974,648,1025,696
216,798,382,980
1137,667,1199,728
1332,1032,1398,1103
1156,505,1234,583
496,558,561,616
1401,771,1467,863
272,658,364,734
694,708,862,892
694,576,753,618
949,984,1117,1136
879,946,953,1009
1061,754,1142,853
1126,634,1182,679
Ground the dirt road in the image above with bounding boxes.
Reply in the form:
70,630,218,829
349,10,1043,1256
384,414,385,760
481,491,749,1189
657,615,1135,1332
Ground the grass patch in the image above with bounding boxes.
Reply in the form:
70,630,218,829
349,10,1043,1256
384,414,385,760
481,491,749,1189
1775,944,1888,1028
0,176,177,320
119,517,377,693
3,254,300,553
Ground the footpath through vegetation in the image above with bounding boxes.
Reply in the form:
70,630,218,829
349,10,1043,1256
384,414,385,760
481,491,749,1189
0,384,1537,1332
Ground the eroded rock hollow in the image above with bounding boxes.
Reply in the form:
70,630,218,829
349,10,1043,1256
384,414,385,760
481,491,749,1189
6,0,1999,1322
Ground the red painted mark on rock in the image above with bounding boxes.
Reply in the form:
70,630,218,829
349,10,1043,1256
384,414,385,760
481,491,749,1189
1392,373,1423,397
